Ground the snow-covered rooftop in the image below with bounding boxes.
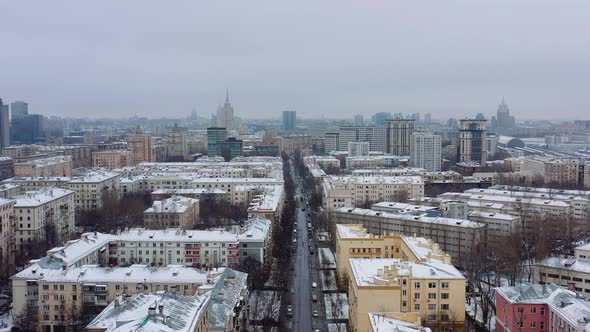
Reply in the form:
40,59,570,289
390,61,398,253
145,196,199,214
349,258,464,287
70,170,119,183
207,268,248,330
85,292,210,332
438,192,572,208
335,207,484,229
15,155,71,166
369,312,432,332
13,188,74,207
371,202,440,214
468,210,520,221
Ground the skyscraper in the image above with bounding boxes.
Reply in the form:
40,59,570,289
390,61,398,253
424,113,432,125
0,99,9,149
494,98,515,130
324,132,340,152
386,119,416,156
354,114,364,126
216,137,243,161
10,101,28,119
459,119,487,165
10,113,43,145
410,132,442,171
167,123,188,161
207,127,227,157
372,112,391,126
214,90,235,129
282,110,297,131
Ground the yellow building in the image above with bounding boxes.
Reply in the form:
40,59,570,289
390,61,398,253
348,258,465,332
127,131,153,165
335,224,451,287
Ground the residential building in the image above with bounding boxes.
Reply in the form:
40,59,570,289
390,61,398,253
206,268,249,332
386,119,416,156
495,284,590,332
369,312,432,332
348,141,370,157
92,150,133,169
347,258,466,332
324,132,340,152
410,132,441,172
13,188,75,257
14,155,72,177
322,176,424,212
521,158,580,187
335,224,451,286
10,113,43,145
339,126,387,153
68,170,121,211
0,198,15,277
331,207,484,262
534,243,590,297
167,124,189,161
0,156,14,180
127,128,153,165
459,119,487,165
85,292,211,332
282,110,296,131
144,196,200,229
345,155,407,169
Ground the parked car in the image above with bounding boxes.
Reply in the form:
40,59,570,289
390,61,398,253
313,310,319,317
312,294,318,302
287,305,293,317
312,282,317,288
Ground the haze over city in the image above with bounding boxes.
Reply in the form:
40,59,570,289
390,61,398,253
1,0,590,119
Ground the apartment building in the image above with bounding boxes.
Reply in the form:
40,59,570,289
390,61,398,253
0,156,14,180
85,292,210,332
521,158,580,187
459,119,487,165
335,224,451,286
13,188,75,257
323,176,424,212
91,150,133,169
127,131,153,165
495,284,590,332
534,243,590,297
14,155,72,177
369,312,432,332
331,208,484,262
68,171,121,211
347,258,466,332
410,132,442,172
144,196,200,229
0,198,15,276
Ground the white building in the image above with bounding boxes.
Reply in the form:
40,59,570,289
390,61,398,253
348,141,370,157
410,132,441,172
69,170,121,211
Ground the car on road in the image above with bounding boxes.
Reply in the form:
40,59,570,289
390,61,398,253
312,294,317,302
302,208,306,211
287,305,293,317
313,310,319,317
312,282,317,288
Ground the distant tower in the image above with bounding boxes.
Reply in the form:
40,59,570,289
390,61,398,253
475,113,486,120
282,110,297,131
0,99,9,148
354,114,364,126
386,119,416,156
459,119,487,165
495,98,515,130
410,132,441,171
215,89,235,129
10,101,28,119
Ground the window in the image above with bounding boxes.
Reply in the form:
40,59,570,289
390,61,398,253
441,293,449,299
531,307,537,314
402,301,407,307
428,282,436,288
402,290,407,296
530,322,536,329
540,307,545,315
414,293,420,300
428,293,436,300
414,304,420,311
414,282,421,289
428,304,436,311
540,322,545,330
441,304,449,310
518,307,524,314
441,282,449,289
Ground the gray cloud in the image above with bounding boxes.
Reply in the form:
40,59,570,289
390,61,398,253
1,0,589,120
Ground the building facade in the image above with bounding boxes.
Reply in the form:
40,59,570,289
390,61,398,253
410,132,441,172
459,119,487,165
386,119,416,156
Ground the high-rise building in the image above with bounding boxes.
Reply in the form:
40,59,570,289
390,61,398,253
386,119,415,156
348,141,370,157
0,99,9,149
325,132,340,152
216,137,243,161
494,98,515,130
354,114,364,126
10,101,28,119
338,126,386,153
207,127,227,157
475,113,486,120
10,113,43,145
167,123,188,161
410,132,442,171
393,112,404,120
282,110,296,131
459,119,487,165
214,89,236,129
127,126,153,165
372,112,391,126
424,112,432,125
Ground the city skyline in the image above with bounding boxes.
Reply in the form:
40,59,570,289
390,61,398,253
1,1,590,120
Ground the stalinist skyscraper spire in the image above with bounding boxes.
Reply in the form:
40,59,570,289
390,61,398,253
214,89,236,129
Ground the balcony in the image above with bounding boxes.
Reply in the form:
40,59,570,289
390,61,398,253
185,254,200,258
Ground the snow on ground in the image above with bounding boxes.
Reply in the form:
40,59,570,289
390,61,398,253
466,299,496,332
319,247,336,269
321,270,338,291
328,323,348,332
317,231,331,242
249,290,281,321
0,312,12,332
324,293,349,320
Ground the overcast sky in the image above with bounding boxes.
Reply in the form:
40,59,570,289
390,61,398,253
1,1,589,120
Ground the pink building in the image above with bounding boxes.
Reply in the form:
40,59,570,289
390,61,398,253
495,284,590,332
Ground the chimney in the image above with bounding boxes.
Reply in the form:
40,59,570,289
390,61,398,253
148,306,156,316
165,316,172,326
158,304,164,316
